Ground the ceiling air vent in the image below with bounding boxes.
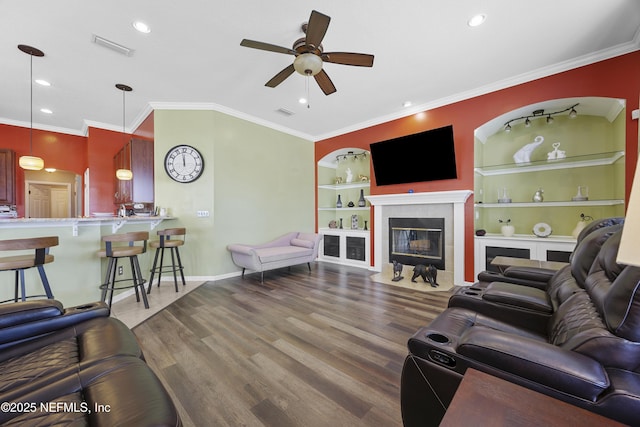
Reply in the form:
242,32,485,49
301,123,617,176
276,108,294,116
92,34,135,56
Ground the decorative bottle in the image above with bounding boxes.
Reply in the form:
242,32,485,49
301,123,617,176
532,188,544,202
336,194,342,208
358,189,366,207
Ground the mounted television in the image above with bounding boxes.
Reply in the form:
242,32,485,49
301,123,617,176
369,125,457,186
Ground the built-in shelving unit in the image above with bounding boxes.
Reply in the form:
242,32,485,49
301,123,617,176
317,148,371,267
473,97,627,277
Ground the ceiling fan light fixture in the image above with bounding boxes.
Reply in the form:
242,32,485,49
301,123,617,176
293,53,323,76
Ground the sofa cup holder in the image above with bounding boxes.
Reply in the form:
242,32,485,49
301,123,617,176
426,333,450,344
464,291,480,296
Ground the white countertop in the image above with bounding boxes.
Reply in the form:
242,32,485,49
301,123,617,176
0,216,176,235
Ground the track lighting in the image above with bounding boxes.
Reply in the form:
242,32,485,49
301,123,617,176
503,103,579,132
335,150,368,162
569,107,577,118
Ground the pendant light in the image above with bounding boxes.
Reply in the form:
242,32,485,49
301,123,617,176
115,83,133,181
18,44,45,171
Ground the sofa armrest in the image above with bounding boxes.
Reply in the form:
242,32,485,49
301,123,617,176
226,244,256,256
503,266,557,283
457,326,609,400
0,301,110,348
0,300,64,329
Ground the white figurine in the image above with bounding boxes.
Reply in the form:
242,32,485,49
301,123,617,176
345,168,353,183
513,135,544,164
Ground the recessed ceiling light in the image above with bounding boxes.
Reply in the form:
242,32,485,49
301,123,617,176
35,79,50,86
40,108,53,114
298,98,307,104
468,14,486,27
133,21,151,33
403,101,412,108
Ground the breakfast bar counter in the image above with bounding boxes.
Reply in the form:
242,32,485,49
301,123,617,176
0,216,176,307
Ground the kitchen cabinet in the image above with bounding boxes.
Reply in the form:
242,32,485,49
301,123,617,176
0,149,15,205
114,139,153,205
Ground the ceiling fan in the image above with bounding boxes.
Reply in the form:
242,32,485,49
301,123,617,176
240,10,374,95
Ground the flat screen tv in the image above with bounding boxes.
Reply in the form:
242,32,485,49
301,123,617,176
369,125,457,186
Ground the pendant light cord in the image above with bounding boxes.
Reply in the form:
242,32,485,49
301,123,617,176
29,52,33,155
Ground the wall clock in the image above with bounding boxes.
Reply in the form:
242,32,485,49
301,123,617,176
164,145,204,183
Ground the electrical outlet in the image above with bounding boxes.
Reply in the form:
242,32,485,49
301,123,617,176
197,210,210,217
118,266,124,275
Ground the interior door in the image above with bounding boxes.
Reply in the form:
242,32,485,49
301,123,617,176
50,187,70,218
28,184,50,218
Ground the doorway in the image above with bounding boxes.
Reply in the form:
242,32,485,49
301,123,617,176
24,169,81,218
25,181,71,218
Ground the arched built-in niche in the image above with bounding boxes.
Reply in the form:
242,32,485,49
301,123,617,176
316,147,371,267
472,97,626,276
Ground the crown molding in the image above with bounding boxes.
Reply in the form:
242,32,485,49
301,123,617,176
149,101,314,142
313,42,640,142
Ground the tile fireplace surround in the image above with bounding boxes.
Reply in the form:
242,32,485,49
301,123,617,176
366,190,473,286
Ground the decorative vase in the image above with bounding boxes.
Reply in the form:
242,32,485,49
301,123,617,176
336,194,342,208
358,189,366,207
571,213,593,238
497,188,511,203
339,218,343,229
532,188,544,202
501,224,515,237
572,186,588,201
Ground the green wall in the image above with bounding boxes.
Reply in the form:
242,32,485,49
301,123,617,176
475,112,626,235
153,110,314,278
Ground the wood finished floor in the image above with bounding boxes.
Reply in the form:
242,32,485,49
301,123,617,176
133,262,451,427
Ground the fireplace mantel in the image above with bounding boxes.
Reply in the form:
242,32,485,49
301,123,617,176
366,190,472,206
366,190,472,286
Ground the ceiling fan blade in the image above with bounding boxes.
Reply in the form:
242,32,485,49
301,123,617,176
265,64,295,88
314,69,337,95
305,10,330,49
240,39,296,55
322,52,374,67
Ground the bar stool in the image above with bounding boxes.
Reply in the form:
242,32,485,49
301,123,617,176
147,228,186,294
98,231,149,309
0,236,58,302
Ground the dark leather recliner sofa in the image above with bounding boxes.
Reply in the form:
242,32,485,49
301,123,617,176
400,228,640,426
0,299,181,426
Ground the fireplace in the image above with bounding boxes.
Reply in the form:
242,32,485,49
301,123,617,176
366,190,473,287
389,218,445,269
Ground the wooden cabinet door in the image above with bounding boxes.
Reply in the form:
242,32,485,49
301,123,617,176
0,149,16,205
130,139,154,203
113,139,154,205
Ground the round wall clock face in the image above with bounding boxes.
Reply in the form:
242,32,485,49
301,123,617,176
164,145,204,183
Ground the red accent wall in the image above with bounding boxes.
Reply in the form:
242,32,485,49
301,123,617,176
0,123,86,215
133,110,154,141
0,123,136,216
315,51,640,283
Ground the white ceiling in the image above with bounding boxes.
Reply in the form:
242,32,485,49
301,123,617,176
1,0,639,141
